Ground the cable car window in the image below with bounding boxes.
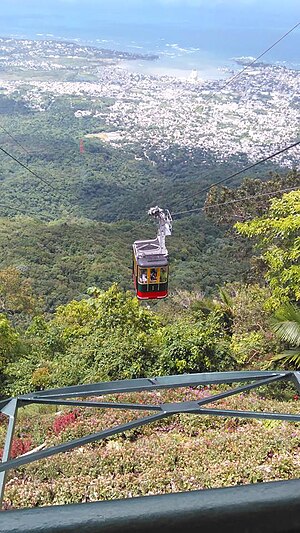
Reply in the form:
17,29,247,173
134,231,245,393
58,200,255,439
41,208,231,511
150,268,158,282
160,267,168,283
139,268,148,284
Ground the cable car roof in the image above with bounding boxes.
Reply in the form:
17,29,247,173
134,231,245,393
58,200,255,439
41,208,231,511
133,237,168,267
136,255,168,267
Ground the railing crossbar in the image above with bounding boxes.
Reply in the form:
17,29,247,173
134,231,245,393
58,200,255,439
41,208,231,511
0,370,298,510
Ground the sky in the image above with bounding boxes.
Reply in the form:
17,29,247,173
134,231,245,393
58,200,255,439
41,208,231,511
13,0,297,5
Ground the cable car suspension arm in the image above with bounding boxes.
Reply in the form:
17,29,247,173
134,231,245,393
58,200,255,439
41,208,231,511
148,206,172,255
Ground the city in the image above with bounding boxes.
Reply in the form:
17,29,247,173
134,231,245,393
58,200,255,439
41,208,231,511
0,37,299,168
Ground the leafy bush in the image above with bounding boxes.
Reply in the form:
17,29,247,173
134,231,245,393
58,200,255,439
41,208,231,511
157,312,234,375
230,331,272,366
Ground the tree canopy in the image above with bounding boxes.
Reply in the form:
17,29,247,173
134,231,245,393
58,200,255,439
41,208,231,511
235,190,300,308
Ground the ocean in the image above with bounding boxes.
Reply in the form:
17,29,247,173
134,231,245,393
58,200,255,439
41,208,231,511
0,1,299,80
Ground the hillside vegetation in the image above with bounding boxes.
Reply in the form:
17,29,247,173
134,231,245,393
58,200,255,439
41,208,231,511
0,56,299,509
1,388,300,509
0,188,299,508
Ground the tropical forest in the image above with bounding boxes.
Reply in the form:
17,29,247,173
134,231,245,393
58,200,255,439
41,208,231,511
0,29,299,511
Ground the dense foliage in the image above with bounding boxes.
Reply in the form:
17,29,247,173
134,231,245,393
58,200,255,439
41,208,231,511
0,91,286,311
204,171,300,225
235,190,300,308
0,214,251,311
0,281,286,397
3,285,235,395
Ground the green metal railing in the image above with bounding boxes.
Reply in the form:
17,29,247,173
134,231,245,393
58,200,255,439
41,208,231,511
1,370,300,529
2,479,300,532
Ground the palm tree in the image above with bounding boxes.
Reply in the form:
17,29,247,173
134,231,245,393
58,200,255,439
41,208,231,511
270,303,300,367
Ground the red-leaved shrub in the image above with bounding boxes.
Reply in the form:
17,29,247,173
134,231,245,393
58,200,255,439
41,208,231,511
0,437,32,460
53,410,79,435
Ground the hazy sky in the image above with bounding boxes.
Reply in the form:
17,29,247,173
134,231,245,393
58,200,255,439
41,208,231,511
4,0,300,11
24,0,300,7
29,0,298,4
3,0,299,17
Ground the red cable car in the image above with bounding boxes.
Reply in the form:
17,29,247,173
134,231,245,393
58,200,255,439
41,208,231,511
133,207,172,300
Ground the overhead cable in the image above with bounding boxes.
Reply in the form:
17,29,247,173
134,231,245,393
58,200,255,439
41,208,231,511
198,139,300,193
171,21,300,213
172,185,299,218
0,125,30,155
0,145,75,210
0,145,57,192
0,202,39,217
171,139,300,216
209,22,300,98
0,22,299,219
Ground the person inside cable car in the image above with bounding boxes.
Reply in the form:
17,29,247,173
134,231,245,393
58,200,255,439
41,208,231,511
140,270,147,283
150,268,157,281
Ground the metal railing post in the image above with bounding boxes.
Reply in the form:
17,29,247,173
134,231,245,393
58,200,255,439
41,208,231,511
0,399,18,509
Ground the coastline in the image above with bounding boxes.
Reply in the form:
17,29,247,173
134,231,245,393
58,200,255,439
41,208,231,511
0,28,299,82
